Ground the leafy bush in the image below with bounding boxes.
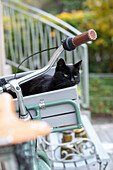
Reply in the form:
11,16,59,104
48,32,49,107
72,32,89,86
56,0,113,73
89,76,113,115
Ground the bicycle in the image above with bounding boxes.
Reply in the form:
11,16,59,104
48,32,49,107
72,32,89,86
0,29,97,170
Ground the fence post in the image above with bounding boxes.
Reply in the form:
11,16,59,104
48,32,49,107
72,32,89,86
0,1,12,76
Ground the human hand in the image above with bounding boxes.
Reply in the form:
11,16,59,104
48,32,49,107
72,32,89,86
0,93,52,146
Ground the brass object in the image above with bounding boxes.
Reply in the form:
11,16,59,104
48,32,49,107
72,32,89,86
61,131,74,160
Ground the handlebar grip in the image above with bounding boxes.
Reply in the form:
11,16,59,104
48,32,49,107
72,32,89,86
62,29,97,51
72,29,97,47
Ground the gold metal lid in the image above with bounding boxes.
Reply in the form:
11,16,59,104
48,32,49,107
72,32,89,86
73,127,84,133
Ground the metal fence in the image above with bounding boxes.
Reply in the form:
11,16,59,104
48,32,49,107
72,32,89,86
2,0,89,108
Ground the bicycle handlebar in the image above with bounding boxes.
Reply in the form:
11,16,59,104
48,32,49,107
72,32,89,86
63,29,97,51
0,29,97,120
0,29,97,93
15,29,97,85
73,29,97,46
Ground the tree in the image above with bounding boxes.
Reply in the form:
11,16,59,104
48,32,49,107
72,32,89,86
21,0,86,14
84,0,113,72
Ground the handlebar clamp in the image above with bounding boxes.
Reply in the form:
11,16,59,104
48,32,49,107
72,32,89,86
62,37,76,51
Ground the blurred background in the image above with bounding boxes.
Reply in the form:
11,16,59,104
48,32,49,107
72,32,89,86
0,1,113,168
1,0,112,118
21,0,113,118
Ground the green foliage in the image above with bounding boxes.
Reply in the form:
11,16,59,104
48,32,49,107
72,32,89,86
21,0,86,14
56,0,113,73
89,76,113,115
84,0,113,72
61,0,86,12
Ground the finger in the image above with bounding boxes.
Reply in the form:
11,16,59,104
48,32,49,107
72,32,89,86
11,120,52,144
0,93,16,116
